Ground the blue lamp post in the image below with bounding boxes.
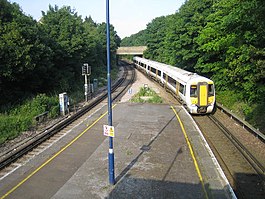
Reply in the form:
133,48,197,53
106,0,115,185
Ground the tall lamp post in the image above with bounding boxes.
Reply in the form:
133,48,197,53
106,0,115,185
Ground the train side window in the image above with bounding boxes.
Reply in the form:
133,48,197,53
190,85,197,97
208,84,214,96
168,76,176,87
158,70,161,76
179,84,184,94
151,67,156,74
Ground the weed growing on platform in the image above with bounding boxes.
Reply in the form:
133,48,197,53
130,87,163,104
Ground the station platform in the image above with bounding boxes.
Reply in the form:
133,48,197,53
0,103,236,199
52,103,235,199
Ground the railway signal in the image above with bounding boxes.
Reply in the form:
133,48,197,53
82,63,91,101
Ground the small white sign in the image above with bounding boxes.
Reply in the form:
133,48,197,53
103,125,115,137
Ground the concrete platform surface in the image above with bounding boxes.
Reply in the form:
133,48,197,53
50,103,235,199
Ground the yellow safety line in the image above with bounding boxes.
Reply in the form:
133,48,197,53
1,104,117,199
171,106,209,199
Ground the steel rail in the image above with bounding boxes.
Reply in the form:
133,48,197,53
194,120,245,199
113,63,136,102
208,114,265,181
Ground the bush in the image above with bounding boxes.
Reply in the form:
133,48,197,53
246,102,265,133
0,94,59,144
217,90,265,133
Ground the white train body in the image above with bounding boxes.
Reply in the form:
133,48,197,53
133,57,215,114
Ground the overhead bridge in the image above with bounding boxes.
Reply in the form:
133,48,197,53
116,46,147,55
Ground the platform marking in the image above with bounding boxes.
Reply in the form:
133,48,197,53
171,106,209,199
181,107,237,199
0,104,117,199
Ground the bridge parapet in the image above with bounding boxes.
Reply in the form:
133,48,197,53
116,46,147,55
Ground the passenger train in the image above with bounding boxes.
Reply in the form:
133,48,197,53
133,57,215,114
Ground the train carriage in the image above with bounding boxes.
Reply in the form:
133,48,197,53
133,57,215,114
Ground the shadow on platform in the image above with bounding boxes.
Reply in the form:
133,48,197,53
106,174,230,199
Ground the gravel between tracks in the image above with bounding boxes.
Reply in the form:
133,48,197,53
214,109,265,170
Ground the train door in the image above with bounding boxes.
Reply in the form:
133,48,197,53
163,73,168,88
198,82,208,106
176,82,180,96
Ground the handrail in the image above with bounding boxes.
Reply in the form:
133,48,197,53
216,102,265,142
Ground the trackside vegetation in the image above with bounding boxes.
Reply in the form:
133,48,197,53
0,65,118,145
0,1,121,144
121,0,265,132
0,94,58,144
131,87,163,104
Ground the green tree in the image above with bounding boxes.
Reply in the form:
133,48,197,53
97,22,121,67
121,29,148,46
40,5,86,91
171,0,213,71
144,16,168,62
0,0,53,105
196,0,265,102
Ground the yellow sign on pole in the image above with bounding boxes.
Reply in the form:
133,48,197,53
103,125,115,137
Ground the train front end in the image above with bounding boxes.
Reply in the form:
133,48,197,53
188,80,215,114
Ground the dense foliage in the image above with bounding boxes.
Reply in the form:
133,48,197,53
0,1,120,107
122,0,265,131
120,30,148,46
0,1,121,143
0,94,58,144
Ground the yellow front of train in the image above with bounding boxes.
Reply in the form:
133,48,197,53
188,80,215,114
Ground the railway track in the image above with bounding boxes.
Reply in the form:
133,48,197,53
0,61,135,178
193,112,265,199
208,114,265,177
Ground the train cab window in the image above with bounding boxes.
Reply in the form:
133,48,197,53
190,85,197,97
208,84,214,96
158,70,161,76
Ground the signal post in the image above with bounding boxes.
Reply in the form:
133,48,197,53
82,63,91,101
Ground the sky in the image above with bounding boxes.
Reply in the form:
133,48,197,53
10,0,186,39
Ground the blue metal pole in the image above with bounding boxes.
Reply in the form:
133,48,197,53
106,0,115,185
